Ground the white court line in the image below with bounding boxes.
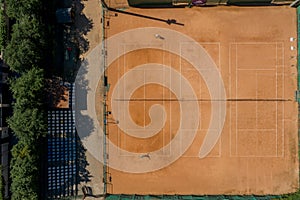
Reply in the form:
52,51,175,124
235,43,238,156
167,53,172,156
236,43,277,70
218,43,221,69
275,42,278,157
233,42,285,158
122,43,126,155
143,64,145,129
125,128,169,132
179,42,184,155
281,43,285,158
237,68,276,71
255,72,258,156
117,42,167,156
162,50,165,155
77,27,224,172
191,42,221,65
117,43,125,156
179,43,182,99
282,42,285,157
232,155,281,158
217,42,222,157
230,44,237,156
238,129,276,131
196,42,221,70
179,42,222,157
148,43,171,156
179,41,221,128
276,99,278,156
256,70,258,137
182,140,222,158
211,135,221,157
229,44,233,157
161,51,171,156
234,42,280,45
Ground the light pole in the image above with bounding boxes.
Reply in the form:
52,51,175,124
101,0,184,26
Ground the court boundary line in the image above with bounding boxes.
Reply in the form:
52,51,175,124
179,41,222,158
116,42,175,157
230,42,285,158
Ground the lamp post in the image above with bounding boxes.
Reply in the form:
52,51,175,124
101,0,184,26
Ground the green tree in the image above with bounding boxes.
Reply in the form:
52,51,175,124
6,0,42,19
0,3,7,51
0,165,4,200
4,8,47,73
9,68,44,108
10,142,39,200
4,0,50,198
280,190,300,200
10,16,45,46
4,38,42,73
7,108,46,143
8,68,46,199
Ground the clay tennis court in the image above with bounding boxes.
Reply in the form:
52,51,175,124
96,6,298,195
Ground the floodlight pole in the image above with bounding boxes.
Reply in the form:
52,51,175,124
101,0,184,26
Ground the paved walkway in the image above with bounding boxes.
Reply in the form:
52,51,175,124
75,0,104,198
108,0,129,8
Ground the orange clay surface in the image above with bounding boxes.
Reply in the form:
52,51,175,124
96,6,299,195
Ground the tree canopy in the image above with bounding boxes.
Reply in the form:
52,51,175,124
11,16,45,45
3,0,49,198
0,3,7,51
5,0,42,19
9,68,44,108
4,39,42,73
8,108,46,143
10,142,39,200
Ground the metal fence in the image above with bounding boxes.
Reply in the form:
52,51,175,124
47,83,78,199
105,194,282,199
